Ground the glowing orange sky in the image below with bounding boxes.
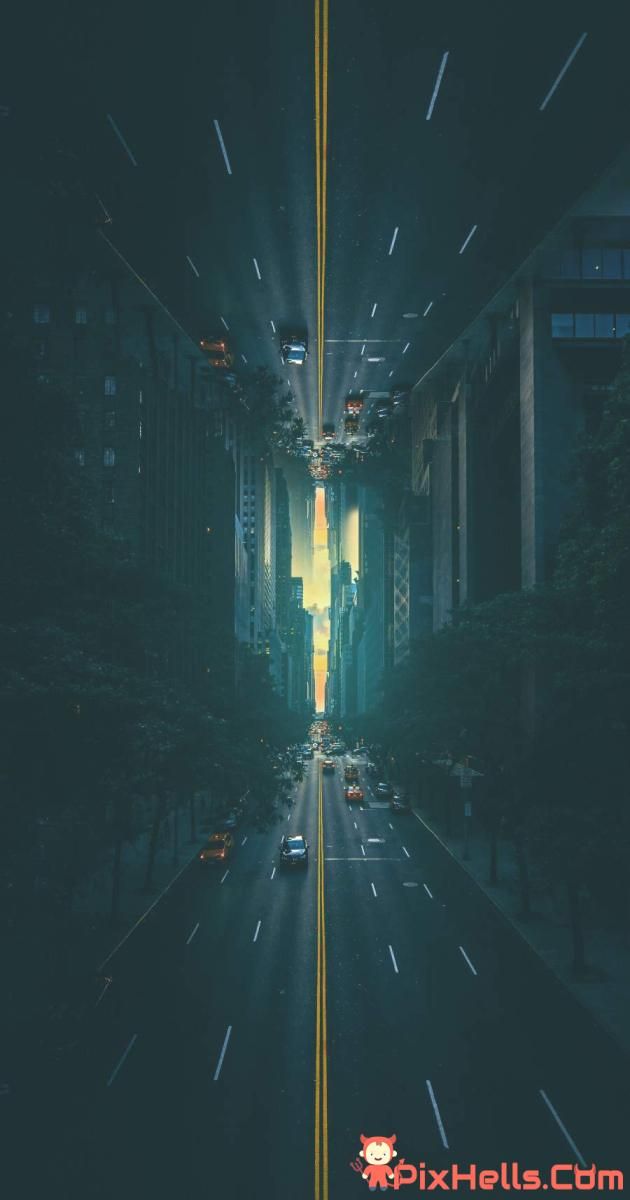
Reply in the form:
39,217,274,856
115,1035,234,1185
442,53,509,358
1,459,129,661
305,486,330,713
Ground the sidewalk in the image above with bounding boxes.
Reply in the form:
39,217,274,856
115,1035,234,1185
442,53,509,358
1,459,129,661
414,805,630,1057
72,795,217,967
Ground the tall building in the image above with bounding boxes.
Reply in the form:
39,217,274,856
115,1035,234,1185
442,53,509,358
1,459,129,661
5,239,250,690
275,468,292,638
410,144,630,631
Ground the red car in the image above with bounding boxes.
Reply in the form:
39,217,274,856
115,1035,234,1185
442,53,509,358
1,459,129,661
344,785,364,803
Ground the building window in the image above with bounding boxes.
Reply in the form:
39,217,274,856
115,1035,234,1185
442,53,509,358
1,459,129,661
138,389,143,405
623,251,630,281
551,313,574,338
104,410,116,429
33,304,50,324
103,447,116,466
574,313,595,338
105,307,117,325
560,249,580,279
104,375,117,396
138,420,143,439
594,313,614,339
75,306,88,325
616,314,630,338
581,249,602,278
34,340,46,359
602,249,623,279
74,448,85,466
104,481,115,503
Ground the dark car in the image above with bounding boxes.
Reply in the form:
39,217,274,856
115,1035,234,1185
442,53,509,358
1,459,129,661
376,781,394,798
279,834,309,867
390,792,411,814
322,758,336,774
280,336,308,366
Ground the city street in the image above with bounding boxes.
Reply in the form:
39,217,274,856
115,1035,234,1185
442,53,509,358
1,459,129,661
14,755,630,1198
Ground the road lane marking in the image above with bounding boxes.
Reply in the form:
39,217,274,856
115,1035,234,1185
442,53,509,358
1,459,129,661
353,821,358,830
539,33,588,112
371,882,377,898
426,51,449,121
370,302,377,318
186,922,200,945
314,759,329,1198
402,846,411,858
426,1080,449,1149
388,226,399,255
459,223,478,255
212,119,233,174
270,319,276,333
388,945,399,974
98,848,201,971
325,857,402,861
360,844,366,857
252,257,262,280
253,920,262,943
220,869,229,884
423,884,433,898
458,946,477,976
106,113,138,166
241,836,248,846
539,1090,586,1167
270,867,276,880
213,1026,232,1082
186,255,200,277
95,976,112,1006
107,1034,138,1088
220,315,230,330
424,300,434,316
388,822,394,830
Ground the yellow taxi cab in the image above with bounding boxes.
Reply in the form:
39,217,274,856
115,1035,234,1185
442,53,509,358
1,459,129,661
199,831,235,865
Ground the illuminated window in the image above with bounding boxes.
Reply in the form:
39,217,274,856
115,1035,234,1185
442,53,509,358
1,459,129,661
104,375,117,396
33,304,50,324
75,306,88,325
74,448,85,466
103,447,116,466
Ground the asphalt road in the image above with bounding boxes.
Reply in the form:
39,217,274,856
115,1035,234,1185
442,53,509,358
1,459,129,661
10,754,630,1198
9,4,630,438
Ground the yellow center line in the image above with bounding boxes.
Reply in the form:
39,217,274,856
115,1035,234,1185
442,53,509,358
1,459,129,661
314,771,328,1199
320,0,329,437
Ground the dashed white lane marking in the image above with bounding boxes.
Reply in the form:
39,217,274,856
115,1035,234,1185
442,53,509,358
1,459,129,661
220,869,229,884
423,884,433,899
539,1090,586,1167
458,946,478,976
371,882,377,898
253,920,262,943
402,846,410,858
388,945,399,974
270,867,276,880
241,836,248,846
107,1034,138,1088
186,922,200,945
353,821,358,830
426,1079,449,1149
360,844,366,857
95,976,112,1006
388,822,394,830
213,1026,233,1082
